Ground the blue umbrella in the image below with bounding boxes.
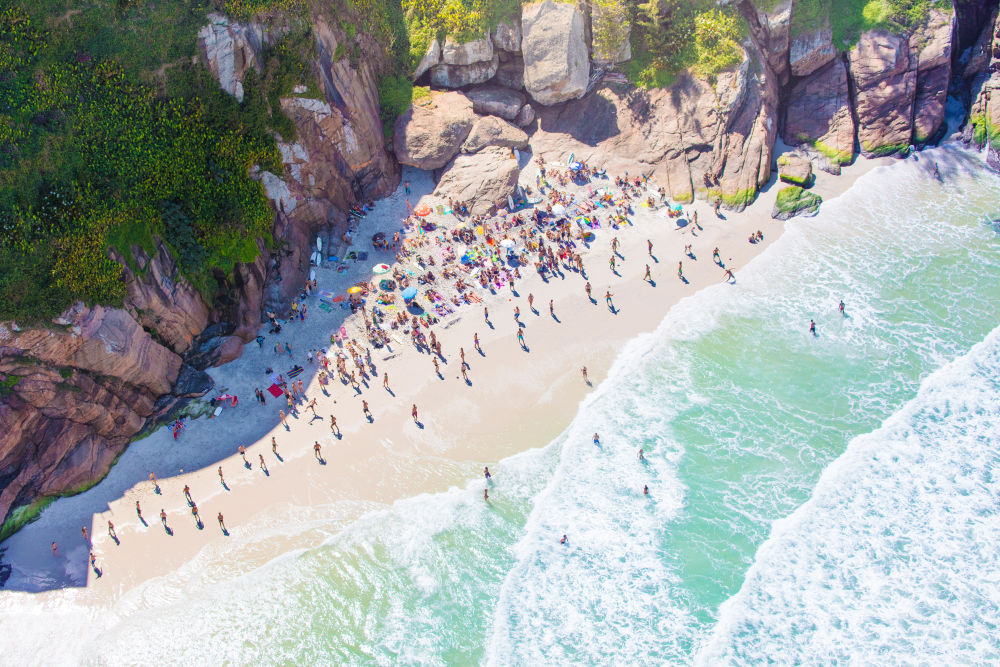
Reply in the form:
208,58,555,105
401,286,418,300
570,162,583,171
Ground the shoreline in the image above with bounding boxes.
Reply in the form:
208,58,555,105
0,151,888,604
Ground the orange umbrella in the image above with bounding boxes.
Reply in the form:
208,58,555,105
414,205,432,217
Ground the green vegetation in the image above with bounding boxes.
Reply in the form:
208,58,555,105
861,140,910,157
0,496,55,543
0,2,329,324
0,375,19,396
624,0,746,89
592,0,630,63
775,185,822,217
402,0,519,70
811,138,854,165
790,0,949,50
969,113,1000,151
376,75,431,138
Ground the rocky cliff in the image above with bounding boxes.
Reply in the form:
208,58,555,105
0,9,398,533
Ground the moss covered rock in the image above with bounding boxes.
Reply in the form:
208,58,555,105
772,185,822,220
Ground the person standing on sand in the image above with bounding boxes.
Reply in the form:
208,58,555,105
285,342,293,357
314,442,322,460
514,306,520,321
528,294,534,311
238,445,247,465
461,365,469,383
183,485,193,505
585,282,592,300
307,398,318,416
648,239,653,256
484,307,489,323
582,366,589,383
643,265,652,282
160,509,167,527
149,472,159,492
677,261,683,280
474,333,481,352
218,466,225,485
723,268,735,283
460,347,467,368
412,404,419,422
605,290,614,309
136,500,143,520
330,415,340,436
549,299,555,317
383,373,391,391
363,400,372,420
433,357,440,375
218,513,226,532
609,256,616,273
279,410,288,428
517,329,525,348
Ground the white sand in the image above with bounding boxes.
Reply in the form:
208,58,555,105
0,151,889,602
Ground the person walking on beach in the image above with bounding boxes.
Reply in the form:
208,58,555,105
136,500,143,520
433,357,440,375
259,453,267,471
723,268,735,283
218,512,227,532
517,329,525,348
605,290,614,309
183,485,193,505
582,366,589,383
612,237,620,255
460,347,467,368
643,264,652,282
474,332,481,353
713,247,721,265
307,397,318,416
383,373,391,391
272,436,278,456
191,504,201,525
549,299,555,317
330,415,340,436
160,508,168,528
484,307,489,323
238,445,248,466
363,400,372,420
514,305,520,321
108,520,117,540
279,410,288,428
677,261,684,280
412,404,419,423
585,282,592,300
528,294,534,312
461,365,469,383
218,466,225,486
648,239,653,256
149,472,159,493
314,442,322,460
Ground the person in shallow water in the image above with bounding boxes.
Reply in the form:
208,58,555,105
810,319,817,336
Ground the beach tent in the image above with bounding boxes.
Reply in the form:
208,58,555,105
373,263,391,275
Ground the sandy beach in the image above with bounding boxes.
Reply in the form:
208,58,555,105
0,150,888,602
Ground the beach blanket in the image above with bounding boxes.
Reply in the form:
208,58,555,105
319,302,333,312
287,367,304,378
267,384,283,398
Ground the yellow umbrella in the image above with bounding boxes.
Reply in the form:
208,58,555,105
475,225,485,235
347,286,363,294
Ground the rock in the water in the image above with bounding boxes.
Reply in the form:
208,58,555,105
514,103,536,127
434,147,520,215
784,58,855,165
393,92,477,169
789,20,836,77
848,30,915,157
413,38,441,79
772,185,822,220
521,1,590,105
493,20,522,53
462,115,530,153
464,85,526,120
777,154,814,187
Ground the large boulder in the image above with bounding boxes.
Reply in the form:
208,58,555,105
493,20,522,52
777,154,814,187
514,103,536,127
964,8,1000,161
521,1,590,105
434,147,520,215
789,20,836,78
461,115,530,153
392,92,477,169
848,30,915,157
430,35,498,87
772,185,822,220
464,85,526,120
413,38,442,79
911,7,954,145
497,56,526,90
783,58,855,166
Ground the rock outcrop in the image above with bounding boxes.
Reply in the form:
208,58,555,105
492,20,522,53
848,30,915,157
783,58,855,165
911,7,955,145
789,20,836,78
777,154,814,186
744,0,792,85
197,13,279,102
434,146,520,215
464,85,526,121
773,185,822,219
963,7,1000,163
413,38,442,79
430,36,499,87
461,115,529,153
521,1,590,105
393,91,477,169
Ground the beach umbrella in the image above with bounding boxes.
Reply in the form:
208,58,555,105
552,204,566,216
475,225,485,235
414,204,432,217
347,286,363,294
401,286,418,300
379,279,395,291
569,161,582,171
372,232,386,243
373,263,391,275
499,239,515,249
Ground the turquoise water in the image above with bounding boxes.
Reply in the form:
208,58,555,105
3,144,1000,665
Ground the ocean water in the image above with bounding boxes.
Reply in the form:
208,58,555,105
2,143,1000,665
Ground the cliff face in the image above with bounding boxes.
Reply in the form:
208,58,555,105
0,11,398,531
